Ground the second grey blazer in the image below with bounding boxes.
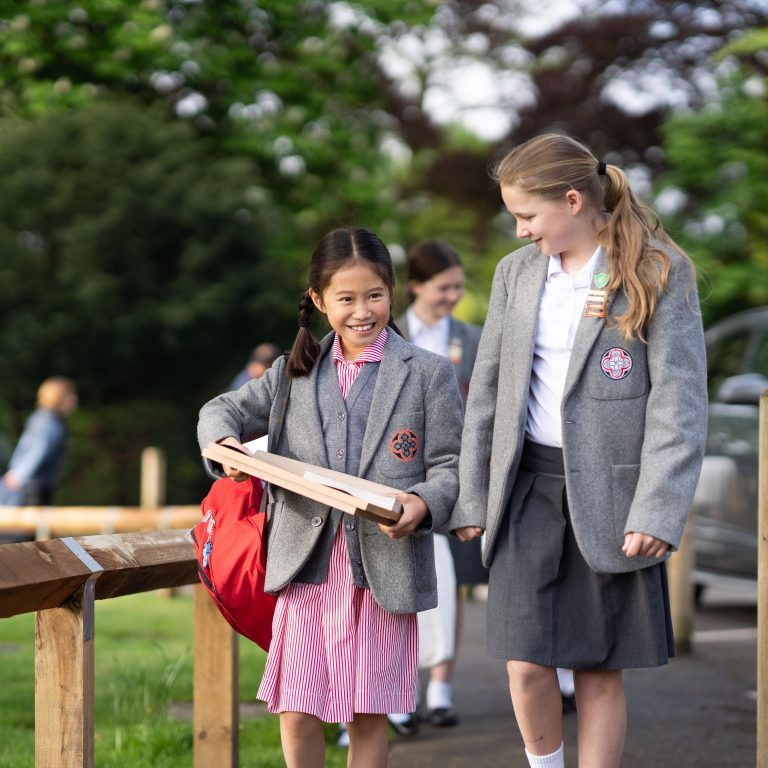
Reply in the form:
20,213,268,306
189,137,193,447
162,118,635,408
451,244,708,574
198,330,464,614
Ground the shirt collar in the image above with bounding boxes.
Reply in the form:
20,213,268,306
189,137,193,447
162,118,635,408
546,246,603,288
407,306,450,338
332,327,388,366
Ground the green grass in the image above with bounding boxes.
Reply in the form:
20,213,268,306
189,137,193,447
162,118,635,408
0,591,348,767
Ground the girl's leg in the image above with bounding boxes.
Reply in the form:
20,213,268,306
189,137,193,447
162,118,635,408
279,711,325,768
507,660,563,755
347,713,388,768
573,669,626,768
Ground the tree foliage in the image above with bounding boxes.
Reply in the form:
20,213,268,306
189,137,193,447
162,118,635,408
657,30,768,323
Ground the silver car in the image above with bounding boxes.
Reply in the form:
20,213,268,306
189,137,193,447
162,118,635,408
692,306,768,593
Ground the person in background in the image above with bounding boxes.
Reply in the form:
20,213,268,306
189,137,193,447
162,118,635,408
389,240,485,732
0,377,78,507
229,342,281,390
451,133,707,768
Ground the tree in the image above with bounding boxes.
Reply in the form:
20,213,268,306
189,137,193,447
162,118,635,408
0,102,292,503
656,29,768,323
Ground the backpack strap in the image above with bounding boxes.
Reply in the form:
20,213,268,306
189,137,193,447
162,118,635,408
268,352,291,452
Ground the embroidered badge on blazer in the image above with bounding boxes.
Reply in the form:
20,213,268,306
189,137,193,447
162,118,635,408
390,429,420,461
600,347,633,380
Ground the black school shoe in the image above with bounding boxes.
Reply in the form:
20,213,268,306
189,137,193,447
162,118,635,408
387,713,419,736
427,706,459,727
561,693,577,714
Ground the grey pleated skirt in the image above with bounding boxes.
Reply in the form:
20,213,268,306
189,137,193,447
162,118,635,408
486,440,674,669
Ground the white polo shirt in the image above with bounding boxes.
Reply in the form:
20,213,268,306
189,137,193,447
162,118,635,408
525,247,601,447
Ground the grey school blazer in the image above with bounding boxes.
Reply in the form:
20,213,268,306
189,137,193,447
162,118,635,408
450,244,708,574
397,313,482,402
198,330,464,614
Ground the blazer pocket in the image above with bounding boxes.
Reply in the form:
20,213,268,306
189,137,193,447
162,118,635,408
610,464,641,545
378,410,426,480
586,343,648,400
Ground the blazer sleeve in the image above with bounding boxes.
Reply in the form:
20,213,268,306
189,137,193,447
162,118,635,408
197,357,282,473
623,258,708,547
450,259,510,530
405,355,464,533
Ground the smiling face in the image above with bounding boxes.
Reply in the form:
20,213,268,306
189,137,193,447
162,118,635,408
501,183,581,258
410,265,465,325
309,262,392,360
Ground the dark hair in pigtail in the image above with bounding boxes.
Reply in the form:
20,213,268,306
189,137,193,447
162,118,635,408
286,293,320,378
286,226,402,378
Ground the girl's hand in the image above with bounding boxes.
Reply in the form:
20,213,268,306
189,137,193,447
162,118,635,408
379,492,429,539
453,526,484,542
622,532,670,559
217,437,250,482
2,471,22,491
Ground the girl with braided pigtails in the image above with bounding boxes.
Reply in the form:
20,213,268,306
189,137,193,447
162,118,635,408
198,227,463,767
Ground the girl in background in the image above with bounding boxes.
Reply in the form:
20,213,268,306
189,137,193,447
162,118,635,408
198,227,464,768
451,134,707,768
393,240,485,729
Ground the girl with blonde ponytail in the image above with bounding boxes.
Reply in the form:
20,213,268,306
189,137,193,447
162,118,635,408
450,134,707,768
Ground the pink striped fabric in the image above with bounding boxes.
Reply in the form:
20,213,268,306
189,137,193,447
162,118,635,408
332,327,388,397
256,326,418,721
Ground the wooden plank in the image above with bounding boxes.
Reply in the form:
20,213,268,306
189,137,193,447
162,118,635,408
203,443,402,525
194,585,238,768
141,447,167,509
0,531,198,618
0,539,91,618
35,582,97,768
78,530,198,600
668,520,694,654
758,390,768,768
0,506,200,537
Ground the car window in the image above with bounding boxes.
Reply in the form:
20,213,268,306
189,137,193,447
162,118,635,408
707,329,751,398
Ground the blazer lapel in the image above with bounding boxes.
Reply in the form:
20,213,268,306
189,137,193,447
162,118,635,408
507,249,548,381
358,332,412,478
562,248,614,402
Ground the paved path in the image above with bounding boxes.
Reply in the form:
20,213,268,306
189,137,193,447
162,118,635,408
388,583,757,767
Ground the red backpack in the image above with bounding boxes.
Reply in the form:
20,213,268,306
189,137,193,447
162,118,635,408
190,475,277,651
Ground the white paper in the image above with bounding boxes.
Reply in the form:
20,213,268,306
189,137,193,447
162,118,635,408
242,435,268,454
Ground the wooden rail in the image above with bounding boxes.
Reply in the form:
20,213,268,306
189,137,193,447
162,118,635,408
758,390,768,768
0,530,239,768
0,505,200,538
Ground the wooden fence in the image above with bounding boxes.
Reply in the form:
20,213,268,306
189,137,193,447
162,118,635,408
0,529,240,768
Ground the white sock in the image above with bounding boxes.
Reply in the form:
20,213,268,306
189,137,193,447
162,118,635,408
556,668,575,696
426,680,452,710
387,713,411,724
525,742,564,768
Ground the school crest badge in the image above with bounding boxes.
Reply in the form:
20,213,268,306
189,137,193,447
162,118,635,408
389,429,420,461
600,347,633,380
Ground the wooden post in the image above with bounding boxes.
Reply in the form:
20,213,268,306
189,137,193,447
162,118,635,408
668,520,694,654
757,391,768,768
193,584,239,768
140,447,166,509
34,538,103,768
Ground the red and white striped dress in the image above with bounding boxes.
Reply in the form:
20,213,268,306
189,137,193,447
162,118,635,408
257,329,418,722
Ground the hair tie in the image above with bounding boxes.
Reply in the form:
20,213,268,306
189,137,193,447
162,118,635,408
298,319,310,328
597,161,607,176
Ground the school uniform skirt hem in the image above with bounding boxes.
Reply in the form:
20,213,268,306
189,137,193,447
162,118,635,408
485,440,675,670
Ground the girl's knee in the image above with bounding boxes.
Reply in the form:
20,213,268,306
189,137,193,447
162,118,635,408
574,669,624,698
280,711,322,734
506,660,555,690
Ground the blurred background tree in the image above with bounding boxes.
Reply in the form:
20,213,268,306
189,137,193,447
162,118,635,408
0,0,765,503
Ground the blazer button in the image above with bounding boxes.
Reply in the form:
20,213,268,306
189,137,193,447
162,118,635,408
345,522,356,531
336,450,344,459
311,516,323,527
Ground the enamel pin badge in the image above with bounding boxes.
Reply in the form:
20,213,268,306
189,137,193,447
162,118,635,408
585,272,609,318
